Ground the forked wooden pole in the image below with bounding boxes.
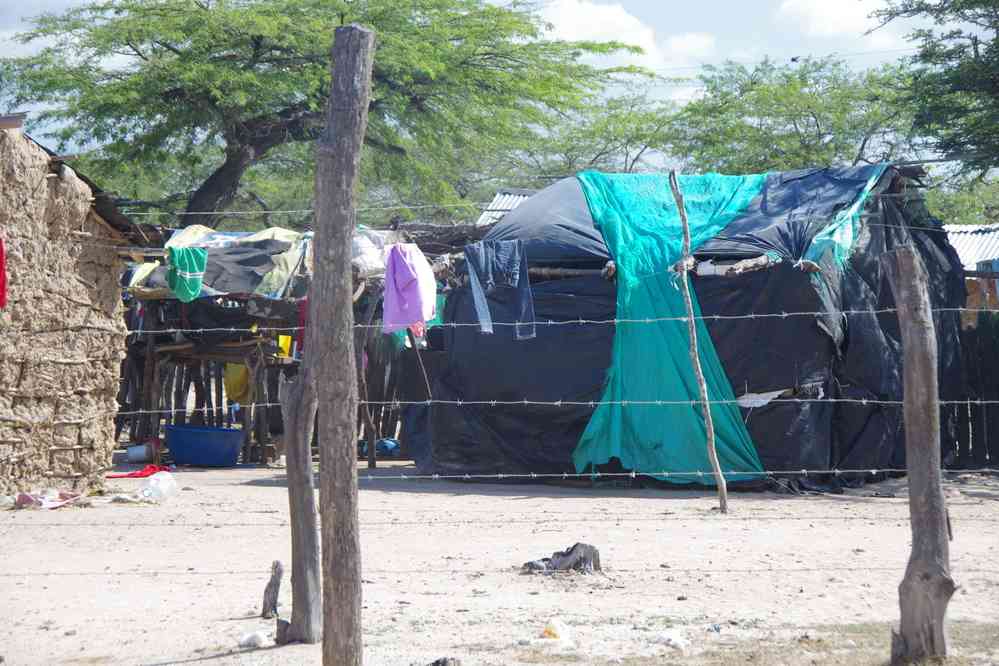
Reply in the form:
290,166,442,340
884,245,954,664
668,170,728,513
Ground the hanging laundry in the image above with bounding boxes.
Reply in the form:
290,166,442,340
464,239,536,340
166,246,208,303
382,243,437,334
0,237,6,309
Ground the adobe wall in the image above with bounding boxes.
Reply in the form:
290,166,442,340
0,129,126,494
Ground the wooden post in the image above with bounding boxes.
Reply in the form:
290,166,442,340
277,370,321,643
203,361,215,427
173,364,188,427
355,288,380,470
255,363,270,460
314,24,374,666
137,335,156,443
667,170,728,514
191,363,207,426
885,246,955,664
149,356,163,463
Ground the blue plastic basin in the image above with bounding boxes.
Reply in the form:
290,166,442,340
165,424,242,467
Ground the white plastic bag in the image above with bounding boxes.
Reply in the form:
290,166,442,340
139,472,178,503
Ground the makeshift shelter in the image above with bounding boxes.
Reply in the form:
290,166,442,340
940,223,999,467
118,221,458,464
0,124,153,493
415,165,967,485
120,224,315,462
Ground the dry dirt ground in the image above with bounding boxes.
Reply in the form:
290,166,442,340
2,463,998,666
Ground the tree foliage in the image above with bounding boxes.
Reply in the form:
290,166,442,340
926,177,999,226
3,0,636,226
510,84,674,177
667,58,920,174
874,0,999,173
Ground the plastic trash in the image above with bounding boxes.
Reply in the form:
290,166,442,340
139,471,178,503
358,438,402,458
651,629,690,652
541,618,571,641
238,631,269,649
376,438,401,457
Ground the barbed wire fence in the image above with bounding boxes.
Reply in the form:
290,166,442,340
3,169,999,662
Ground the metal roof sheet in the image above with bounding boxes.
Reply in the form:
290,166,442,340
474,188,535,226
943,223,999,270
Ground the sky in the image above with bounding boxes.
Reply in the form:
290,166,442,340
1,0,921,67
534,0,919,74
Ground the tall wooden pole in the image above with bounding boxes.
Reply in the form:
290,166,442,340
315,24,375,666
668,170,728,514
884,246,955,664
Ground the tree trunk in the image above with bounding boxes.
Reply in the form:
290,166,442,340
885,246,955,664
180,145,256,228
314,24,375,666
277,371,322,644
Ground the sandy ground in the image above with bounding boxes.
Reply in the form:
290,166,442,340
1,463,998,666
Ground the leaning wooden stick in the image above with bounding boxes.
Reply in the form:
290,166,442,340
668,170,729,514
261,560,284,620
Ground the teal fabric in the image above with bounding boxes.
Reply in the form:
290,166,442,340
166,247,207,303
572,172,766,483
804,164,888,267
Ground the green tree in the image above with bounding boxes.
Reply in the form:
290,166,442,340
3,0,635,227
926,177,999,226
667,58,920,174
508,84,675,178
874,0,999,174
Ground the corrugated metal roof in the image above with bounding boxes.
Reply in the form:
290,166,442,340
943,223,999,270
475,188,536,226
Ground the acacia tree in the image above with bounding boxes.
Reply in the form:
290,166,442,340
3,0,635,227
511,84,675,178
874,0,999,174
667,57,922,174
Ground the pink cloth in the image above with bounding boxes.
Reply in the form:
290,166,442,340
382,243,436,334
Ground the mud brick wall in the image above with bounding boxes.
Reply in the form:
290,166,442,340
0,129,126,494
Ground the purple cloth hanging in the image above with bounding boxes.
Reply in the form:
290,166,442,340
382,243,437,334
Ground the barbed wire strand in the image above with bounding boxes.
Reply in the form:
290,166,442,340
3,306,994,340
11,515,999,529
28,396,999,425
1,565,996,579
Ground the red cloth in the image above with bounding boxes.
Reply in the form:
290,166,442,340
0,238,7,310
106,464,171,479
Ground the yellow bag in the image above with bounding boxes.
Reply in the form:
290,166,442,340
223,363,252,404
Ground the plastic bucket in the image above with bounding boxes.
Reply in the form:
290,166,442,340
165,424,242,467
126,444,153,463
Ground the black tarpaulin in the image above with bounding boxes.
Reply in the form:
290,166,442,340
429,275,615,474
421,168,966,478
486,177,609,267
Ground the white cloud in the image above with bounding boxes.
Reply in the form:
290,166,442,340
665,32,715,60
540,0,716,70
775,0,906,49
